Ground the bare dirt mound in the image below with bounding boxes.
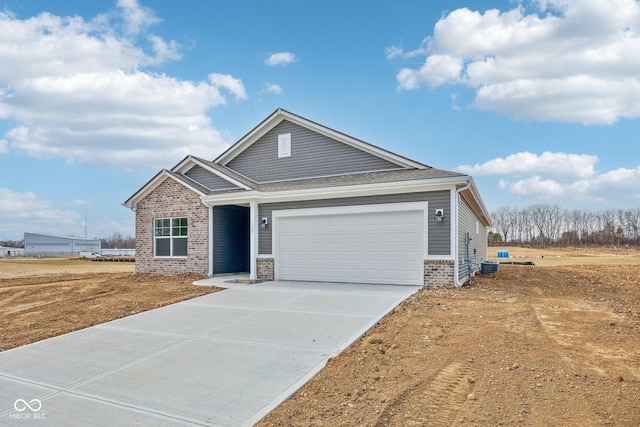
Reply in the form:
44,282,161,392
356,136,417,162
258,265,640,426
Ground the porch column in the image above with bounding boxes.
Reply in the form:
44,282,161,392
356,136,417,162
249,200,258,280
208,205,213,277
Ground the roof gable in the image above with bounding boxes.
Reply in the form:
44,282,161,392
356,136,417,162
172,156,252,190
215,109,426,176
184,165,241,191
224,119,408,183
123,169,207,209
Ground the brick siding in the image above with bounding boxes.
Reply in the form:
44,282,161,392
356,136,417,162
257,258,274,281
423,259,455,287
135,178,209,275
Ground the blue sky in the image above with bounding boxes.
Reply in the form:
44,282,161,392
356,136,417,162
1,0,640,240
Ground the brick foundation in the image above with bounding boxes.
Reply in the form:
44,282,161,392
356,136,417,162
423,259,455,287
257,258,274,281
135,179,209,276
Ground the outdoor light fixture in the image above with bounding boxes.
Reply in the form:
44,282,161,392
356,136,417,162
435,209,444,223
261,217,268,229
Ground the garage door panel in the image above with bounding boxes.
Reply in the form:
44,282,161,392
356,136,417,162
276,208,424,286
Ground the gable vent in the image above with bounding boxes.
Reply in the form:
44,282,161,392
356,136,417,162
278,133,291,158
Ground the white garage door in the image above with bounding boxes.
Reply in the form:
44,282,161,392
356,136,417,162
275,205,425,285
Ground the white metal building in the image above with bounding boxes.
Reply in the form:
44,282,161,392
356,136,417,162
24,232,101,257
100,248,135,257
0,246,25,257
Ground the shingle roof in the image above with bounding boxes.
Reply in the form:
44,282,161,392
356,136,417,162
191,156,258,189
256,167,465,192
165,170,213,195
181,164,465,196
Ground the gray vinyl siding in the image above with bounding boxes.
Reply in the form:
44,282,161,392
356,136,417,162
258,190,452,256
226,120,402,183
457,197,488,280
212,205,249,274
185,165,240,191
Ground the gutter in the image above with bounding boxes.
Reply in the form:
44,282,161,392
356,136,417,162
200,176,466,206
454,180,472,288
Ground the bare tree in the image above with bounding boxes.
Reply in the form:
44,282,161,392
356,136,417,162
627,208,640,244
508,207,521,244
100,233,135,249
492,207,512,244
0,239,24,248
545,204,563,245
489,204,640,248
527,204,550,248
564,209,582,246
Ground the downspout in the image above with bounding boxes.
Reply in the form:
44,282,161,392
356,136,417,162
454,180,472,288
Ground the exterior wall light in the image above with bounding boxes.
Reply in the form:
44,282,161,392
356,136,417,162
435,209,444,223
261,217,268,229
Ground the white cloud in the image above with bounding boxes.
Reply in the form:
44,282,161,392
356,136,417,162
0,188,81,239
461,151,640,205
262,83,283,95
394,0,640,124
90,215,134,238
385,45,404,60
450,93,461,111
385,39,429,60
208,73,248,101
265,52,298,66
501,167,640,204
147,34,181,63
506,176,569,198
0,3,247,170
116,0,159,35
456,151,598,179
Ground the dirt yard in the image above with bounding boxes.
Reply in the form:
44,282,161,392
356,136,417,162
259,262,640,426
0,258,219,351
1,254,639,426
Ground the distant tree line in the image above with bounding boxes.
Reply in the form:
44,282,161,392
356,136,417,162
0,239,24,248
490,204,640,248
100,232,135,249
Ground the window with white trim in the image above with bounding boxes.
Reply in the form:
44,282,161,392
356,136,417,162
154,217,187,257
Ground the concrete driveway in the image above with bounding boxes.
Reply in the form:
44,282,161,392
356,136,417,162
0,281,419,426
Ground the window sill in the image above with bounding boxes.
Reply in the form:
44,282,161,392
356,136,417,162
154,256,188,259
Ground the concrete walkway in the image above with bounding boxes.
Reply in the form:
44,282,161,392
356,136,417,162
0,281,419,426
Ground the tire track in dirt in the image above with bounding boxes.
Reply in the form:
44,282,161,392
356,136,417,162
375,362,474,427
531,298,640,381
0,275,111,291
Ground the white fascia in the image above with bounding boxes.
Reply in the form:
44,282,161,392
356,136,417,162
468,178,492,226
277,111,425,169
215,110,283,165
172,156,252,191
124,170,206,210
215,109,425,169
200,176,467,207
